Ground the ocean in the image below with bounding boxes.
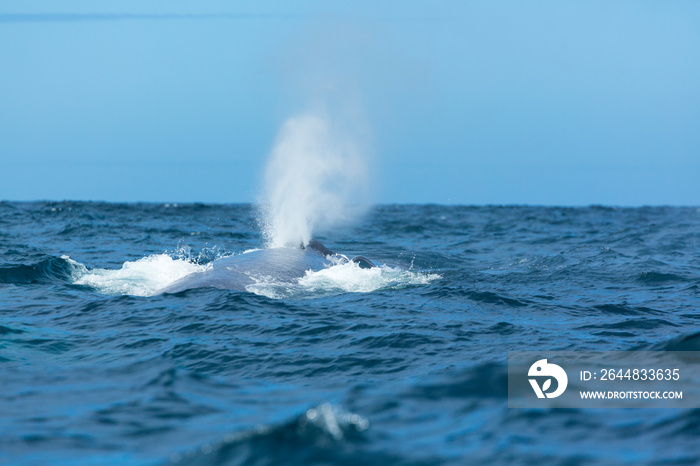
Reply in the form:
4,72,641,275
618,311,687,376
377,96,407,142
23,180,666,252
1,201,699,464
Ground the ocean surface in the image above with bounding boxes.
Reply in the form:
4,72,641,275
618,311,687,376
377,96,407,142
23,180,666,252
1,201,700,465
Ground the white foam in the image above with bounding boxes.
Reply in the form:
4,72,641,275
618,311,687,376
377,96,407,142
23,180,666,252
70,254,210,297
246,257,441,299
299,260,440,294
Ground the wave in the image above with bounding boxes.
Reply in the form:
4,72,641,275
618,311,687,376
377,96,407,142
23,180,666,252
168,403,372,465
0,256,76,284
652,331,700,352
408,362,508,400
635,271,690,284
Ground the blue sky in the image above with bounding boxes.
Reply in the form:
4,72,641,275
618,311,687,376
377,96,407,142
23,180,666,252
1,1,698,205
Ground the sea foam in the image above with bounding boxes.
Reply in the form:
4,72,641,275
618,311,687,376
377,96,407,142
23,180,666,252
69,254,210,297
246,256,441,299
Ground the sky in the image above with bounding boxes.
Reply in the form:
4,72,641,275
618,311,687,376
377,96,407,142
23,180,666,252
1,1,699,205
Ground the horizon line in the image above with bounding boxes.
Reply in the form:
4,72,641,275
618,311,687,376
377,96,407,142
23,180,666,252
1,199,697,209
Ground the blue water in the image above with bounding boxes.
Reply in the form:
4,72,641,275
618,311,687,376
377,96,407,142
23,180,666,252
2,202,700,464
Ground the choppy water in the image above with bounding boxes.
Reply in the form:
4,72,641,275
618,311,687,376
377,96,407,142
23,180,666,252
2,202,700,464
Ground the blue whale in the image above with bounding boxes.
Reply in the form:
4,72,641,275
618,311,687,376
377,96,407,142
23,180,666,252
161,240,375,294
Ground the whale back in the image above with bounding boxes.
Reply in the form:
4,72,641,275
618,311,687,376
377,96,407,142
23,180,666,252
161,245,331,294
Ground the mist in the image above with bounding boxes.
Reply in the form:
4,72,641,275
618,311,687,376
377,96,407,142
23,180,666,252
262,108,370,248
